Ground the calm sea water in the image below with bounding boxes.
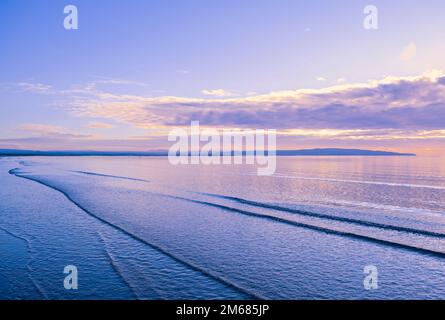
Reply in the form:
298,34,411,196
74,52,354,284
1,156,445,299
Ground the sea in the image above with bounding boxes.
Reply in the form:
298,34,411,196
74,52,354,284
1,156,445,299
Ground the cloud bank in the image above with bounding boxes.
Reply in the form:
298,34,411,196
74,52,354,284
4,71,445,154
67,71,445,133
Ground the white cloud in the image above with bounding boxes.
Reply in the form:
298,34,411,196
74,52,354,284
201,89,233,97
95,79,150,87
62,70,445,133
5,71,445,154
80,77,150,91
316,77,326,81
17,82,52,93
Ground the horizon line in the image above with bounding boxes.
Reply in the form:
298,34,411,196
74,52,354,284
0,148,416,157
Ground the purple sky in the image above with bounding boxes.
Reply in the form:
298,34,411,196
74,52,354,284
1,0,445,155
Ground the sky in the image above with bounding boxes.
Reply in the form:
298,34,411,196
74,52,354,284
1,0,445,155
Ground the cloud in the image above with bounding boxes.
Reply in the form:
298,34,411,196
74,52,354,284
75,77,151,92
13,71,442,151
6,72,445,155
17,82,52,93
400,42,417,61
17,123,93,139
337,78,346,83
316,77,327,81
87,122,114,129
201,89,233,97
92,78,150,87
64,70,445,133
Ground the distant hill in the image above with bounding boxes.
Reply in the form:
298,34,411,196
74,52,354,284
275,148,416,156
0,148,416,156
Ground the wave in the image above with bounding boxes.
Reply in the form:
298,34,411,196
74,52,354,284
320,199,445,218
8,169,262,300
45,168,445,254
98,236,139,299
273,174,445,190
11,167,445,270
0,225,47,299
234,171,445,190
71,171,151,183
199,193,445,239
71,169,445,239
168,196,445,259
